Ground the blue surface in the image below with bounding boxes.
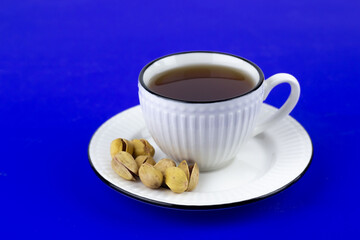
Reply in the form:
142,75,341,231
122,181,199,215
1,0,359,238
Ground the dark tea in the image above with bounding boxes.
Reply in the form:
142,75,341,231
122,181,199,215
148,65,255,102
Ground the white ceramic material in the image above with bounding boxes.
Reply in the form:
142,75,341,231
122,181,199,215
88,104,313,210
138,52,300,171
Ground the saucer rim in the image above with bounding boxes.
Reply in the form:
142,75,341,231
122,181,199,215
88,104,313,210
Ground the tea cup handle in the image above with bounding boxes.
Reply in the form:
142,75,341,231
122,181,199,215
253,73,300,136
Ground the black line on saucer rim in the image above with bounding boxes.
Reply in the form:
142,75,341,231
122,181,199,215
87,105,313,211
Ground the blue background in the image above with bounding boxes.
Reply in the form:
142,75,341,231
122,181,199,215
1,0,359,238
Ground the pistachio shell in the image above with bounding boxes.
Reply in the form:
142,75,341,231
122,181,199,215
139,163,163,189
110,138,134,158
114,151,138,175
111,156,135,181
187,163,199,191
164,167,188,193
154,158,176,175
178,160,190,180
132,139,155,158
135,155,156,167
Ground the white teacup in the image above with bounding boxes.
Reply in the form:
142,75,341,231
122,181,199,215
138,51,300,171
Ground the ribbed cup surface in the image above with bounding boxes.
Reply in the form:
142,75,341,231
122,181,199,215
139,84,264,171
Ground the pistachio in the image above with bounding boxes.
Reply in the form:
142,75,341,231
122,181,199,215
110,138,134,158
164,167,189,193
178,160,190,180
139,163,163,189
135,155,156,167
132,139,155,158
177,160,199,191
110,138,200,194
111,151,138,181
154,158,176,175
187,163,199,191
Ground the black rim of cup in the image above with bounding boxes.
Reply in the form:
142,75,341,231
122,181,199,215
138,51,265,104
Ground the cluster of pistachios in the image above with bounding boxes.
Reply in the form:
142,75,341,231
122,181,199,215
110,138,199,193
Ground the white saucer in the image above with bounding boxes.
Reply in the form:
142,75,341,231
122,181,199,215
88,104,313,210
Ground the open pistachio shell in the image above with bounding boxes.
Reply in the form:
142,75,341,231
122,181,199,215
187,163,199,191
164,167,189,193
110,138,134,158
114,151,138,176
135,155,156,167
139,163,163,189
154,158,176,175
132,139,155,158
178,160,190,180
111,156,135,181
